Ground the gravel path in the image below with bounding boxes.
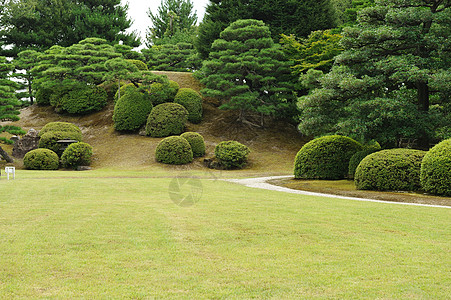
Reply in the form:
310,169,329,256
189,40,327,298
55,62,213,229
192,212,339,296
224,176,451,209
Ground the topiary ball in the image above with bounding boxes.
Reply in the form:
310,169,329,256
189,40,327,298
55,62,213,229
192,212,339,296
215,141,250,169
61,142,93,169
174,88,203,123
348,148,381,179
294,135,363,179
38,131,83,156
420,139,451,196
181,132,206,157
145,103,188,137
113,89,153,131
149,80,180,105
114,83,137,102
155,136,193,165
60,86,107,114
39,122,82,137
355,149,426,191
23,148,59,170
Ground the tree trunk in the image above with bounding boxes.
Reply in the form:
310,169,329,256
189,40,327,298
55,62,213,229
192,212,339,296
28,79,34,104
0,146,14,163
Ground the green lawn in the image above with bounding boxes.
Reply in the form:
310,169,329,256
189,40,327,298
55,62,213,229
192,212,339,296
0,169,449,298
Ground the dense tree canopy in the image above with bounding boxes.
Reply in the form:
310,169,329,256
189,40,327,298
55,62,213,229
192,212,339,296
298,0,451,148
0,0,139,57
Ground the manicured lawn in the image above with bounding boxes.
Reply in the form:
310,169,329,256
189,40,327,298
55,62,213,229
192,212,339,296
0,170,449,298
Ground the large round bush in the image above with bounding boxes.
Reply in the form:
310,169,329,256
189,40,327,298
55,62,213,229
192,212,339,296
39,122,82,137
294,135,363,179
215,141,250,169
149,80,179,105
355,149,426,191
61,142,93,169
174,88,203,123
113,89,153,131
38,131,83,156
114,83,137,102
35,88,53,106
60,86,107,114
145,103,188,137
420,139,451,196
348,149,381,179
181,132,206,157
155,136,193,165
23,148,59,170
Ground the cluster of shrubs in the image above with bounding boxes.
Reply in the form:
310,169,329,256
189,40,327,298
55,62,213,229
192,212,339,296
23,122,93,170
294,135,451,196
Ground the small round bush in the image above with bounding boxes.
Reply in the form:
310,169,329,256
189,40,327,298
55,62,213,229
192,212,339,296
294,135,363,179
355,149,426,191
145,103,188,137
39,122,82,137
126,59,148,70
35,88,53,106
23,148,59,170
113,89,153,131
420,138,451,196
215,141,250,169
149,80,180,105
60,86,107,114
38,131,83,156
348,148,381,179
174,88,203,123
61,142,93,169
181,132,206,157
155,136,193,165
114,83,137,102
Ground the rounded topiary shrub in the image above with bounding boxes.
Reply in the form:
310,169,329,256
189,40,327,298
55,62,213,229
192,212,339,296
181,132,206,157
114,83,137,102
294,135,363,179
60,86,107,114
23,148,59,170
61,142,93,169
355,149,426,191
39,122,82,137
38,131,83,156
420,138,451,196
113,89,153,131
149,80,179,105
348,148,381,179
35,88,53,106
215,141,250,169
174,88,203,123
155,136,193,165
126,59,148,70
145,103,188,137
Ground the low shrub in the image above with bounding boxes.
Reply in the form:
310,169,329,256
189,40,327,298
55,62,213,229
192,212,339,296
181,132,205,157
348,148,381,179
420,138,451,196
215,141,250,169
355,149,426,191
294,135,363,179
38,131,83,156
61,142,93,169
146,103,188,137
23,148,59,170
113,89,153,131
35,88,53,106
114,83,137,102
126,59,148,70
149,80,179,105
174,88,203,123
39,122,82,138
60,86,107,114
155,136,193,165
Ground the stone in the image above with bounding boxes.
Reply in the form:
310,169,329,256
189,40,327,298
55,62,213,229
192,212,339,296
12,129,41,158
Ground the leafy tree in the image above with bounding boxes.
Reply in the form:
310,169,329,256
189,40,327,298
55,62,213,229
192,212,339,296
198,19,296,125
298,0,451,148
0,56,25,162
196,0,336,59
0,0,139,57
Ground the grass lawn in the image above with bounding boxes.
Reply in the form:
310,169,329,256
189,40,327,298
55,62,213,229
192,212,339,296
0,169,449,298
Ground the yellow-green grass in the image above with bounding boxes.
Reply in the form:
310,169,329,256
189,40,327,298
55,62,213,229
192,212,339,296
0,170,449,298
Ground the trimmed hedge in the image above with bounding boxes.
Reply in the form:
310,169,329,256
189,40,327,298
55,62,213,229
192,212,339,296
61,142,93,169
348,148,381,179
60,86,107,114
145,103,188,137
174,88,203,123
420,138,451,196
38,131,83,156
39,122,82,137
155,136,193,165
215,141,250,169
23,148,59,170
149,80,179,105
294,135,363,179
113,89,153,131
181,132,206,157
355,149,426,191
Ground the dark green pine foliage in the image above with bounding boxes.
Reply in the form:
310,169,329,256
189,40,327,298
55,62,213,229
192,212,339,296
143,42,202,71
199,19,296,124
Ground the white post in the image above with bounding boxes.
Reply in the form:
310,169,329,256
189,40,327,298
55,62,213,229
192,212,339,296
5,167,15,180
